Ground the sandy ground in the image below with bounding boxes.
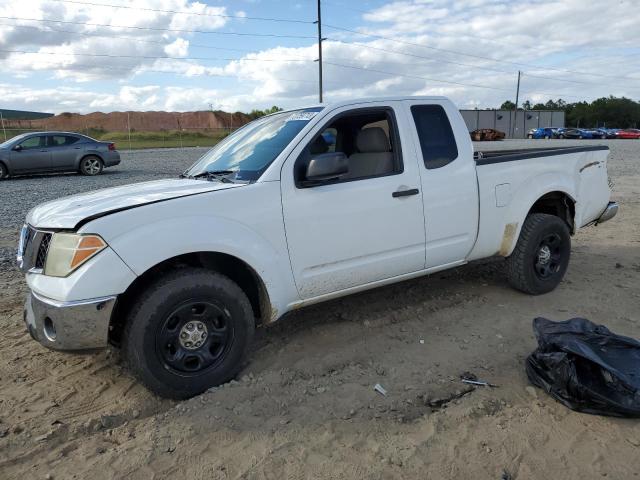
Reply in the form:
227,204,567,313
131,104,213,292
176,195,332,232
1,140,639,479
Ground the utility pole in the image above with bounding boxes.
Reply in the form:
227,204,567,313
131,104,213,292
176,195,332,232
0,110,6,142
315,0,323,103
127,111,132,151
511,70,521,139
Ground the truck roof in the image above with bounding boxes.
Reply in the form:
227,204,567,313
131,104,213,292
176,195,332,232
275,96,451,116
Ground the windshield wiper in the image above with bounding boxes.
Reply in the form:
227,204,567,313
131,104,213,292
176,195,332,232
181,170,237,183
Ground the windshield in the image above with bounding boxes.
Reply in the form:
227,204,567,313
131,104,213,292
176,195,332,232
184,107,323,182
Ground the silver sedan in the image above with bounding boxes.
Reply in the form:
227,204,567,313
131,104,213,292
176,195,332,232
0,131,121,179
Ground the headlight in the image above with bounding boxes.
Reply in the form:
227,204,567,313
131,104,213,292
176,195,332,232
44,233,107,277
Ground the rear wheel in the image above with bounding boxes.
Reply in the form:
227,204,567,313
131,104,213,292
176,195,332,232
0,162,7,179
123,268,255,399
527,134,533,139
506,214,571,295
80,156,103,175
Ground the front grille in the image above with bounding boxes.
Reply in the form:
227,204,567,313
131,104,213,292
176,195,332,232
18,226,53,273
35,233,52,269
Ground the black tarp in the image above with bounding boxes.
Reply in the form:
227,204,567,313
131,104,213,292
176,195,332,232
526,317,640,417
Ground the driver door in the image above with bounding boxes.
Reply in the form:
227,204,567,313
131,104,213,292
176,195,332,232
10,135,51,172
280,103,426,300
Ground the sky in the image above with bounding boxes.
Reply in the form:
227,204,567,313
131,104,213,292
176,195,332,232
0,0,639,114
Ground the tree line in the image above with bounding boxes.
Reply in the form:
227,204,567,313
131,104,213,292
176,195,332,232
247,105,283,120
499,96,640,128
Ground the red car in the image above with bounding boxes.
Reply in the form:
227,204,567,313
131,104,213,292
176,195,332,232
615,129,640,139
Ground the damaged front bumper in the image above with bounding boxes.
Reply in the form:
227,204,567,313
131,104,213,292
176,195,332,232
24,290,116,350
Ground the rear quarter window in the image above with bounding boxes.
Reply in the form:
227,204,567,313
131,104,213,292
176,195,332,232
411,105,458,169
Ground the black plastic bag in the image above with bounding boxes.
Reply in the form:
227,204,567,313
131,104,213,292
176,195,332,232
526,317,640,417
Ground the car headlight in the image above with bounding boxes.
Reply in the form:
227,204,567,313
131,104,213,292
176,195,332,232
44,233,107,277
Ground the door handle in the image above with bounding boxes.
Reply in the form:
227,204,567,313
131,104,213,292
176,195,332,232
392,188,419,198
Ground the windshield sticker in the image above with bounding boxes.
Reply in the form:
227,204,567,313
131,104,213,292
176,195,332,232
286,111,318,122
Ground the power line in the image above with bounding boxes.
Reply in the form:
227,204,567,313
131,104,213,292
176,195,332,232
324,61,585,99
0,22,277,55
50,0,315,24
323,23,640,82
0,49,312,63
0,16,317,39
42,61,331,85
324,61,513,92
324,40,640,90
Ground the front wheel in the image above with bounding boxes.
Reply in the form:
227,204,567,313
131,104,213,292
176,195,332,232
122,268,255,399
506,214,571,295
80,156,103,175
0,162,7,179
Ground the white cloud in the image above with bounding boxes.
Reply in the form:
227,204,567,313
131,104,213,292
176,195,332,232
164,38,190,58
0,0,229,79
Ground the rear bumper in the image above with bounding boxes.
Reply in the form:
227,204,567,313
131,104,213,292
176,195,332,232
596,201,618,225
24,290,116,350
103,151,121,167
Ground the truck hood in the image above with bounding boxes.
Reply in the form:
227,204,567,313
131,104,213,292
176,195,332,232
27,179,243,229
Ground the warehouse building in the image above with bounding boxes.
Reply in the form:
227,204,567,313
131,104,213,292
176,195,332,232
0,108,54,120
460,109,565,139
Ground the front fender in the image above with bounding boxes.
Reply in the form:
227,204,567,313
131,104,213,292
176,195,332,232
80,183,298,320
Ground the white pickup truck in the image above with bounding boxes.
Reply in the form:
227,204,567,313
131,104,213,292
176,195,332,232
18,96,618,398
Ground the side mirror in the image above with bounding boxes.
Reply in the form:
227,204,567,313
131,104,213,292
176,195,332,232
12,144,22,152
304,152,348,185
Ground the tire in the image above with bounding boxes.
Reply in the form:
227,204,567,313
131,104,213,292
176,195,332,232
544,135,550,139
559,135,565,139
527,134,533,139
79,156,103,175
506,213,571,295
123,268,255,399
578,135,583,139
0,162,7,179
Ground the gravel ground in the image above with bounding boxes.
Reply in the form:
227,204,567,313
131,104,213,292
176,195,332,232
0,140,639,479
0,147,208,233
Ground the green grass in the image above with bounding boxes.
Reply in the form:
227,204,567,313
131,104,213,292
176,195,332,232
98,130,231,150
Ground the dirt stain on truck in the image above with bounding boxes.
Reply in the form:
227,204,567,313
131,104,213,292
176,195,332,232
499,223,518,256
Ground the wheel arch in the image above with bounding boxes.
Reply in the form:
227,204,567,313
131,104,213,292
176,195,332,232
498,179,576,258
109,251,271,346
77,152,105,169
527,190,576,233
0,159,9,176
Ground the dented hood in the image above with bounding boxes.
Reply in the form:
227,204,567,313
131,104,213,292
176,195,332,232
26,179,243,229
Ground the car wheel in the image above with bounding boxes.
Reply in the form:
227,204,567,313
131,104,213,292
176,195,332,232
122,268,255,399
578,135,583,139
0,162,7,180
80,156,104,175
559,135,564,139
527,134,533,139
544,135,550,139
506,213,571,295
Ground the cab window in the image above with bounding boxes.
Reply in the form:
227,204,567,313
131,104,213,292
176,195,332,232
295,108,402,186
411,105,458,169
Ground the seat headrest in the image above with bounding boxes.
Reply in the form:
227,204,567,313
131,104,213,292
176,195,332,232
356,127,390,153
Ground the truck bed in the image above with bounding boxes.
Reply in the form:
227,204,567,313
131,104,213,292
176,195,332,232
474,145,609,165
